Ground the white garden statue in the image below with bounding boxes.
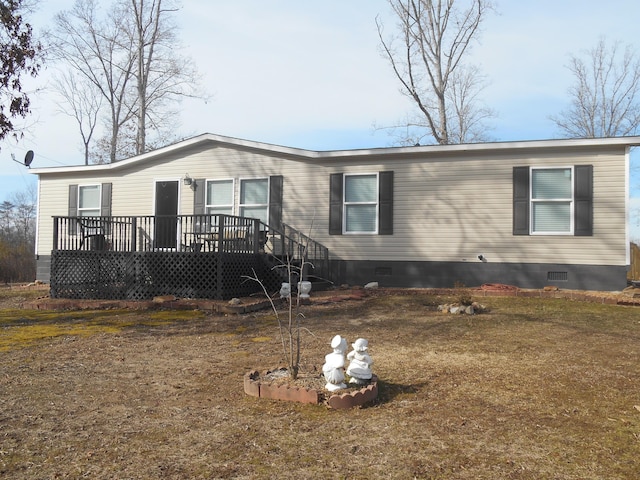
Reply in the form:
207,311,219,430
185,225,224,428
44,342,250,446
346,338,374,385
322,335,348,392
279,282,291,299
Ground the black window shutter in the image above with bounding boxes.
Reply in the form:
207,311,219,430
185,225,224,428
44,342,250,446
329,173,343,235
574,165,593,236
68,184,78,235
269,175,283,229
100,183,112,217
378,171,394,235
193,179,206,214
68,184,78,216
513,166,530,235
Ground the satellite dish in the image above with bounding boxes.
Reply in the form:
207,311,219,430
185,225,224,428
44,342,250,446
24,150,34,167
10,150,34,168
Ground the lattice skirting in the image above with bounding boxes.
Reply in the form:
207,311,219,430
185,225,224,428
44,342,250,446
50,251,281,300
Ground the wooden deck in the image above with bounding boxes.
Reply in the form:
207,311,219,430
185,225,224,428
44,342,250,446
50,215,330,300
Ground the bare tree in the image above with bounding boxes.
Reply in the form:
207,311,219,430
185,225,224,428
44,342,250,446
10,187,36,243
0,186,36,282
53,71,102,165
447,64,495,143
130,0,200,156
377,0,494,145
48,0,202,163
49,0,137,163
0,200,15,237
551,38,640,138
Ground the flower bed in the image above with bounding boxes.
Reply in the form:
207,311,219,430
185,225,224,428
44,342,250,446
244,370,378,409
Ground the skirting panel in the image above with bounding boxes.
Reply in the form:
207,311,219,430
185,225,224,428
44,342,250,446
50,251,281,300
36,255,51,283
332,260,628,292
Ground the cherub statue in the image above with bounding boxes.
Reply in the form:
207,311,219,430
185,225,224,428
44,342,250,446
322,335,348,392
346,338,373,385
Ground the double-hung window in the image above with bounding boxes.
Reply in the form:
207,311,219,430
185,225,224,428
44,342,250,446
531,167,573,234
329,171,393,235
195,176,282,228
344,173,378,234
206,179,234,216
78,185,101,217
513,165,592,236
239,178,268,224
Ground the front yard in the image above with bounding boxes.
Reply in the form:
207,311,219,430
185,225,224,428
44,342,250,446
1,287,639,479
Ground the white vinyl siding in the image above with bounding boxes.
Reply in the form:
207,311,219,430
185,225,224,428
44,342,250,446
344,173,378,233
531,167,573,234
322,153,625,265
206,179,234,215
239,178,268,224
78,185,101,217
33,141,630,269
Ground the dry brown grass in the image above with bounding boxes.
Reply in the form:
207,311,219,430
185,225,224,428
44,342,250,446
1,288,639,479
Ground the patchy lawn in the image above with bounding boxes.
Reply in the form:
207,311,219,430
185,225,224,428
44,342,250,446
1,288,639,479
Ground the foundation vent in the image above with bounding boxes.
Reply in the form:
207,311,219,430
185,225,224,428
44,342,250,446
375,267,392,276
547,271,568,282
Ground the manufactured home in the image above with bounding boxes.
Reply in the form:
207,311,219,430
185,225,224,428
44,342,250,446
30,133,640,299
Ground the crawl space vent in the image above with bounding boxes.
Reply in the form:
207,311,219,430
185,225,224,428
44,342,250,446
547,271,568,282
375,267,392,276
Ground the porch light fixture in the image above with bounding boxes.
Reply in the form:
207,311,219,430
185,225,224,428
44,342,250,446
183,174,193,186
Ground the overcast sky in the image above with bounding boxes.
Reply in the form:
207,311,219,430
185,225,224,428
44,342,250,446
3,0,640,236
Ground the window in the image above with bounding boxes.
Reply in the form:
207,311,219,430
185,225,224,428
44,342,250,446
531,167,573,234
194,176,282,228
206,179,234,215
344,173,378,233
330,171,393,235
78,185,101,217
513,165,592,236
239,178,268,224
68,183,111,236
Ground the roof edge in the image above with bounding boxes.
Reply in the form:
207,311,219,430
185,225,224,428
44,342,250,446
29,133,640,174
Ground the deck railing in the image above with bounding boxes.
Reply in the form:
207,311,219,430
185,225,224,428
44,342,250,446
258,221,330,284
53,214,264,253
50,214,331,300
52,214,332,284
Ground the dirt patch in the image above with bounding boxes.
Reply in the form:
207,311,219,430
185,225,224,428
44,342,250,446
1,288,640,478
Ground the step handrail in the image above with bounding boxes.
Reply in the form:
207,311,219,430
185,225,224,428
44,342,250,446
259,221,330,282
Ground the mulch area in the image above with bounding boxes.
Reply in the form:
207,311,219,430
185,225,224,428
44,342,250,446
19,286,371,313
14,283,640,312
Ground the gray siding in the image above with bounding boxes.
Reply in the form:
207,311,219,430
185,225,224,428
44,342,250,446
333,259,628,291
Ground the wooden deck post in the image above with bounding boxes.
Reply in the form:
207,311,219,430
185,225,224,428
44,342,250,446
52,217,59,250
253,218,260,254
130,217,137,252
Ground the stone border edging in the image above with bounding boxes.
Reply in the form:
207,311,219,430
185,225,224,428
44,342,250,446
378,287,640,306
22,286,640,312
244,370,378,409
477,288,635,305
326,376,379,409
23,297,275,314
